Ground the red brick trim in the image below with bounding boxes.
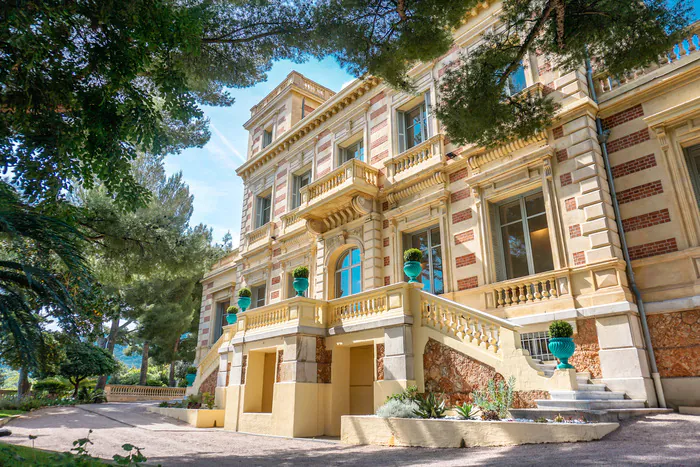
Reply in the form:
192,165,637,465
370,92,385,105
384,276,390,286
318,140,332,152
271,290,279,299
560,173,572,187
553,126,564,139
454,230,475,244
383,219,389,229
371,119,388,134
371,135,388,149
628,238,678,260
617,180,663,204
384,256,390,266
606,128,650,154
456,254,476,268
602,104,644,130
371,150,389,164
622,208,671,232
565,197,577,211
611,154,657,179
452,209,472,224
370,104,387,120
569,224,582,238
383,238,390,247
449,168,468,183
573,251,586,266
271,276,281,285
457,276,478,290
276,169,287,179
556,148,568,163
450,188,471,203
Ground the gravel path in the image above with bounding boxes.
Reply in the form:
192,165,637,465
1,402,698,466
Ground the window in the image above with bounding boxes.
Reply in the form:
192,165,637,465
405,226,444,295
339,140,364,164
213,300,230,341
287,273,295,298
520,331,554,361
335,248,362,298
397,92,431,153
251,284,266,308
262,128,273,148
255,194,271,228
495,190,554,281
291,170,311,209
685,144,700,208
504,64,527,97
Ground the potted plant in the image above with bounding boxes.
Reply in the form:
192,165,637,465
226,305,238,325
238,287,252,312
547,320,575,369
185,366,197,387
292,266,310,297
403,248,423,284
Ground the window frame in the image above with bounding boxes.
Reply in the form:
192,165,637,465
339,139,364,165
291,170,312,210
334,248,363,299
251,284,266,309
262,127,273,148
255,193,272,228
494,189,554,281
403,225,444,295
213,299,230,341
684,143,700,208
397,91,432,153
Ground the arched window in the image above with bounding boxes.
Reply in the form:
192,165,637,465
335,248,362,298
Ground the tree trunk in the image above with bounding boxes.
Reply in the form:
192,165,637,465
139,341,150,386
96,317,120,391
168,336,181,387
17,367,30,398
72,378,81,398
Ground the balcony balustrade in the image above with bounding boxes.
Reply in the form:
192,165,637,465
385,134,445,186
243,222,275,256
594,22,699,98
280,209,304,236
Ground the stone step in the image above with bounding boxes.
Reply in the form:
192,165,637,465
539,369,591,384
536,399,646,410
510,408,674,423
549,390,625,401
577,383,607,392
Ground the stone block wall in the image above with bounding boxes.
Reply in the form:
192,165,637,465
648,309,700,378
569,318,602,379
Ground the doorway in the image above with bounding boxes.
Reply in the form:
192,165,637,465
349,345,374,415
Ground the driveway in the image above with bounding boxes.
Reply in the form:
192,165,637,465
1,402,699,466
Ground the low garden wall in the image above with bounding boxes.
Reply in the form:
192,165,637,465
341,416,619,448
105,385,186,402
147,406,225,428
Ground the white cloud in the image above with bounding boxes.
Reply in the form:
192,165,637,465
341,79,357,90
210,123,246,164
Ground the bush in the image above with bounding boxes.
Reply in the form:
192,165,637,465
472,376,515,420
186,394,202,409
386,385,418,403
226,305,238,315
33,378,71,396
454,402,476,420
202,392,215,410
376,399,419,419
549,320,573,338
413,392,447,419
403,248,422,262
186,366,197,375
238,287,252,298
292,266,309,279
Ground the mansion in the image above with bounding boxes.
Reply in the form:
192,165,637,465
190,2,700,438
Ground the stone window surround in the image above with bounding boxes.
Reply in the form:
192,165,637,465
390,75,438,158
289,164,312,210
645,96,700,248
335,130,365,168
469,150,566,286
323,233,365,301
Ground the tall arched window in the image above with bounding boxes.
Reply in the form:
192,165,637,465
335,248,362,298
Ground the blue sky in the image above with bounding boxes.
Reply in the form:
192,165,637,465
166,3,700,246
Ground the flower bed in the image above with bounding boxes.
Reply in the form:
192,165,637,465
340,416,619,448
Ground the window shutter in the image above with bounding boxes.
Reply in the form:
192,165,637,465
255,197,262,228
397,111,406,153
490,202,506,282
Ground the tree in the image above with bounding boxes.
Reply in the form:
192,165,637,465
59,341,117,397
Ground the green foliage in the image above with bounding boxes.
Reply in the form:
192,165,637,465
376,399,420,419
158,401,170,408
186,366,197,375
549,320,573,338
202,392,215,410
33,378,71,396
534,416,548,423
481,410,501,421
292,266,309,279
0,442,105,466
386,385,418,403
403,248,423,262
413,392,447,419
472,376,516,420
238,287,252,298
226,306,239,315
113,443,148,466
454,402,476,420
59,342,118,396
554,413,565,423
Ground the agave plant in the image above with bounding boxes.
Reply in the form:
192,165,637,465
413,392,447,419
454,402,476,420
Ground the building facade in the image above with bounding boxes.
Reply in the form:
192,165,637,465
192,3,700,437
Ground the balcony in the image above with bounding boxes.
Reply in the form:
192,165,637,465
296,159,380,222
242,222,275,257
594,22,699,100
384,134,445,187
279,208,305,237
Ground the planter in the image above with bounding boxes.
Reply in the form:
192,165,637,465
185,374,196,387
226,313,238,325
293,277,309,297
548,337,576,369
238,296,251,312
403,261,422,285
341,416,619,448
147,407,225,428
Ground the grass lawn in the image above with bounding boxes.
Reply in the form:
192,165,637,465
0,410,24,418
0,442,107,466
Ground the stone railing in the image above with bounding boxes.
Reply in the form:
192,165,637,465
385,134,444,181
193,325,236,392
300,159,380,205
486,270,570,309
594,22,699,96
105,385,186,402
327,283,412,327
419,291,517,354
235,297,327,336
250,71,334,119
246,222,274,245
246,304,291,330
280,208,304,235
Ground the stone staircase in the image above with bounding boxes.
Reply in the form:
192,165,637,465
509,362,673,421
